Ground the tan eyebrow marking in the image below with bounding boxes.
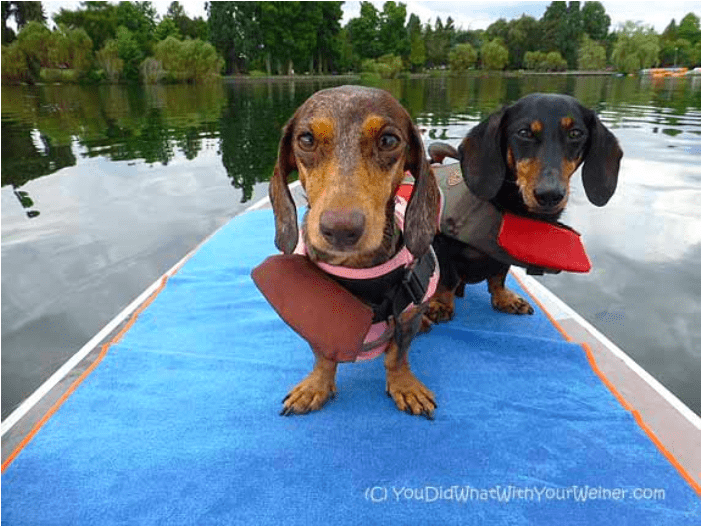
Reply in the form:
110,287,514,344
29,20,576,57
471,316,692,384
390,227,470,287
560,117,574,130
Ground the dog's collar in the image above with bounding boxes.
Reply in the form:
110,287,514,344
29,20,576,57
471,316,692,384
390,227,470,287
290,182,439,360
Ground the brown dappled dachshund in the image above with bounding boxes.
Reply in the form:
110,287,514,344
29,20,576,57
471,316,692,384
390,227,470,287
426,93,623,322
269,85,440,418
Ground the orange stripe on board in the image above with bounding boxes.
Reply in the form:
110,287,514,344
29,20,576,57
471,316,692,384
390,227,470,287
2,275,170,474
512,272,701,497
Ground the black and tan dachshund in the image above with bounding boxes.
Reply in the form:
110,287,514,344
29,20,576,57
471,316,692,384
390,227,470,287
269,85,440,417
425,93,623,322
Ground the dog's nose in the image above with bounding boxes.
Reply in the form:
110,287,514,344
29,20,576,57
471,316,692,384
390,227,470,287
534,186,566,208
319,209,366,248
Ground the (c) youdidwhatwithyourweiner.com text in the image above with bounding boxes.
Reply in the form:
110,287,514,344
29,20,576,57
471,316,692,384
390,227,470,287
364,485,666,504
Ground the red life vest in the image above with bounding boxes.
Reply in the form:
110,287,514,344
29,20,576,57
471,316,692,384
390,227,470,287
434,163,591,275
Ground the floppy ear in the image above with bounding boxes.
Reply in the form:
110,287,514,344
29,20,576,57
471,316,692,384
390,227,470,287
404,123,440,258
582,110,623,206
458,107,507,200
269,117,299,254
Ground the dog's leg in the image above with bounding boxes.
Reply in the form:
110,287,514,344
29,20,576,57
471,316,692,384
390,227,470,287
423,282,458,327
385,309,436,419
487,270,534,315
281,351,338,415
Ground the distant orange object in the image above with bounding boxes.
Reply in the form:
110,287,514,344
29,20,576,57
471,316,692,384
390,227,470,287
647,67,688,78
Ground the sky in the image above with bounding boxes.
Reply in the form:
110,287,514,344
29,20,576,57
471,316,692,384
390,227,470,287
38,1,699,34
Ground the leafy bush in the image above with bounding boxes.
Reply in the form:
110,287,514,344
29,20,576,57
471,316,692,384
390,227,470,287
2,43,29,83
525,50,567,71
449,43,477,71
611,22,660,74
481,40,509,70
154,37,223,83
360,54,403,78
48,25,93,77
96,39,124,82
545,51,567,71
525,51,547,71
39,68,78,83
115,26,142,81
577,35,606,70
140,57,165,84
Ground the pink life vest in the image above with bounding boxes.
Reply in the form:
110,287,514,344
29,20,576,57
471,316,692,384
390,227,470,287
294,182,439,360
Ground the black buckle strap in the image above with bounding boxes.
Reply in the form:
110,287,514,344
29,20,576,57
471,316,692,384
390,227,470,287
402,249,436,305
328,248,437,325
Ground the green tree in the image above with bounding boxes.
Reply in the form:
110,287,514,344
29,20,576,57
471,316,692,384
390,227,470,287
115,1,156,56
2,1,46,44
2,2,14,44
96,38,123,81
153,36,222,82
506,15,540,69
154,17,181,41
561,1,583,68
163,2,207,41
347,1,381,60
49,24,93,74
540,1,567,53
335,27,354,72
258,2,323,75
449,42,477,71
425,16,451,67
361,53,402,78
577,34,606,69
525,50,548,71
545,50,568,70
658,16,698,66
378,1,409,59
485,18,509,42
481,39,508,70
524,49,566,71
16,20,50,79
1,40,28,80
611,21,660,73
54,2,119,52
407,13,425,71
677,13,700,44
208,1,260,74
581,1,610,41
315,1,343,73
115,25,142,80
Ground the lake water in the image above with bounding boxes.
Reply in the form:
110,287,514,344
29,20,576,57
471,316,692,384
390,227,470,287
2,74,700,419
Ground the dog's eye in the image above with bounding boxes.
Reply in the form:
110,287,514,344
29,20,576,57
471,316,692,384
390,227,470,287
568,129,584,140
517,128,534,139
379,133,400,150
298,132,315,150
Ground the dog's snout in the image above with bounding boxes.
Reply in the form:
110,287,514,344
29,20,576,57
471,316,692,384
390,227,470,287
319,209,366,249
534,185,566,207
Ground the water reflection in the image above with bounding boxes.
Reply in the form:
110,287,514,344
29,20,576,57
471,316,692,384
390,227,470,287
2,73,700,418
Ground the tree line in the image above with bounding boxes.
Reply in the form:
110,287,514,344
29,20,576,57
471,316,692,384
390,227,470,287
213,1,700,76
2,1,700,84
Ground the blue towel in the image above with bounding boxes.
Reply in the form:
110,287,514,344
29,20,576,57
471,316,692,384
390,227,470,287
2,209,699,525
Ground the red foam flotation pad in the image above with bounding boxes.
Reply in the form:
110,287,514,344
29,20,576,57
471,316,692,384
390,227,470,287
251,254,374,362
497,213,591,273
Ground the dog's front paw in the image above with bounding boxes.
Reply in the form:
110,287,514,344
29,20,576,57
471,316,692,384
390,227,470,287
424,289,456,324
281,374,336,416
386,370,436,419
491,288,534,315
